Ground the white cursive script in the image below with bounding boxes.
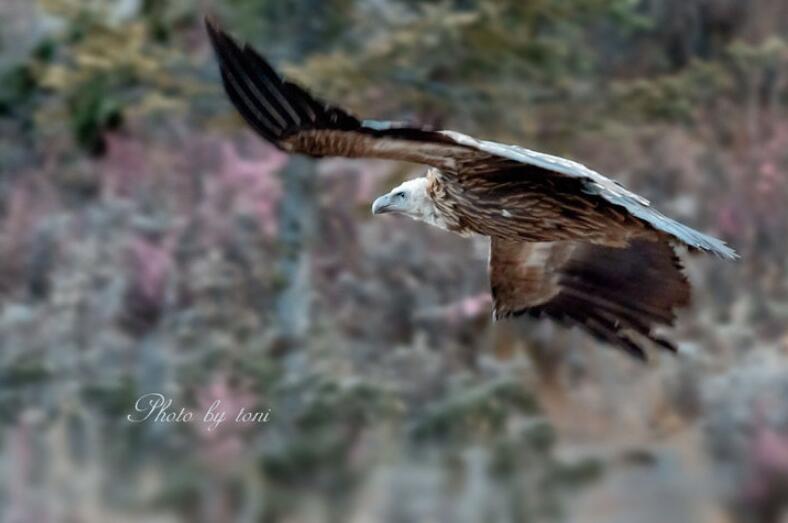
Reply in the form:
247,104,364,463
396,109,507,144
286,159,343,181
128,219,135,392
126,393,271,431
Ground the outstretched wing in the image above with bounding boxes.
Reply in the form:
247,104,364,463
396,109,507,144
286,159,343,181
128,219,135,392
206,19,737,260
489,237,691,360
438,132,738,259
205,19,471,170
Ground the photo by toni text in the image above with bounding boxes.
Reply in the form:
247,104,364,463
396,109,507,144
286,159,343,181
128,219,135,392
127,392,271,431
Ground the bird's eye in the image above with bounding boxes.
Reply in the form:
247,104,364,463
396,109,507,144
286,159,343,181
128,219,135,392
395,191,406,199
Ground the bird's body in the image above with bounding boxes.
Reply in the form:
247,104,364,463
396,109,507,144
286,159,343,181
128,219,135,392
206,19,737,360
424,165,648,243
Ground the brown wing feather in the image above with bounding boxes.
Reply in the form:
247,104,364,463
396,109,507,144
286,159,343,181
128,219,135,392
430,166,649,244
490,237,691,360
440,131,737,259
205,19,472,169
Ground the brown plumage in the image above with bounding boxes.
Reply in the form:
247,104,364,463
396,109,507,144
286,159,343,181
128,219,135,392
206,19,737,360
489,238,690,359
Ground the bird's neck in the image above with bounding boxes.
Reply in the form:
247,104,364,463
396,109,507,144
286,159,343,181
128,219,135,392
422,171,467,234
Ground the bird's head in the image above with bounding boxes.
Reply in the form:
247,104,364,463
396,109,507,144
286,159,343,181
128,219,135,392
371,177,433,221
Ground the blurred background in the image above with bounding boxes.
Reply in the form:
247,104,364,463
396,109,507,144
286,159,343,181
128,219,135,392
1,0,787,522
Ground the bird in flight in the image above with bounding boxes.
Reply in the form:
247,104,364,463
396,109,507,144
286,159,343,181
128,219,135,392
205,19,737,360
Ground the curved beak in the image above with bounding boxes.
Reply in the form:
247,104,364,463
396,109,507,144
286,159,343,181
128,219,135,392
371,194,394,215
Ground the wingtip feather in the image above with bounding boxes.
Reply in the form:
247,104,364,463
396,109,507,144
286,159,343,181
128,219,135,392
204,15,224,47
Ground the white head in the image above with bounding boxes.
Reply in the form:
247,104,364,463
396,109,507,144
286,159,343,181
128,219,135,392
371,177,442,226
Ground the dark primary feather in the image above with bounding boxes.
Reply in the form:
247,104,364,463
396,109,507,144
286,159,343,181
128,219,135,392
205,18,362,143
205,18,466,167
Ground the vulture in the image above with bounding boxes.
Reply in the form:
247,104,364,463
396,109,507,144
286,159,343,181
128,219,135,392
205,19,737,360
